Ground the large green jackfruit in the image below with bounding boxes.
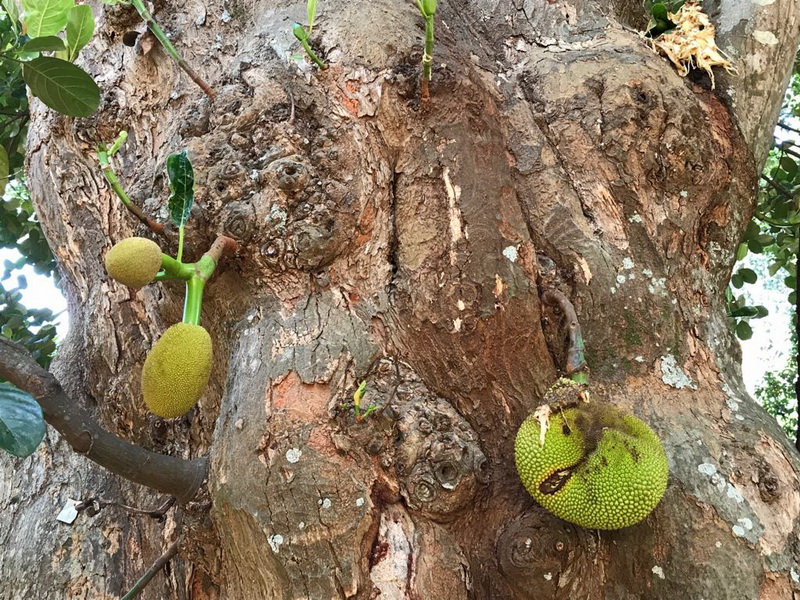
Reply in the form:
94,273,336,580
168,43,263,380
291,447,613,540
515,401,668,530
142,323,212,418
105,237,162,288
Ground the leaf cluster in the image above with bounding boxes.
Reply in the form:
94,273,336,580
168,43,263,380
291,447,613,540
644,0,686,37
1,0,100,118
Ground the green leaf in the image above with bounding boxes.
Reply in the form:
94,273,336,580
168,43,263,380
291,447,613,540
735,242,748,261
729,306,760,318
731,273,743,289
0,383,45,458
747,238,764,254
790,290,797,305
20,0,73,37
785,275,797,289
738,268,757,284
166,151,194,227
306,0,317,32
22,35,66,52
2,0,20,30
0,146,7,198
22,56,99,117
754,305,769,318
65,4,93,61
735,320,753,341
780,156,798,177
651,3,668,20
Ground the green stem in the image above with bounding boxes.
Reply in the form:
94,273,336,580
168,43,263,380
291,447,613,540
159,254,193,280
182,276,205,325
97,136,167,238
177,225,185,262
300,38,326,69
128,0,216,98
180,243,228,325
423,16,434,81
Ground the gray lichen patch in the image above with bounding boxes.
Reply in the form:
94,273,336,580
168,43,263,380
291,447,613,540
660,354,697,390
666,434,763,544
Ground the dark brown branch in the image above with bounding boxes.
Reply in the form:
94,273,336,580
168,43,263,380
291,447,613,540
78,495,176,520
121,540,180,600
541,289,588,377
0,338,207,503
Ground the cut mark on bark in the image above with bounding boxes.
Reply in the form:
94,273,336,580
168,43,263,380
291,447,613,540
443,167,464,265
369,505,416,599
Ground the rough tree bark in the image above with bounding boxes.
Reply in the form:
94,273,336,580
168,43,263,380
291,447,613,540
2,0,800,597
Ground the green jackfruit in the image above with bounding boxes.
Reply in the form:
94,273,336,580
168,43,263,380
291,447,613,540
105,237,162,288
142,323,212,418
515,401,668,530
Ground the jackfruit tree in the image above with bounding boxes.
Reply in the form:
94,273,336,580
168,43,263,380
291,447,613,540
0,0,799,596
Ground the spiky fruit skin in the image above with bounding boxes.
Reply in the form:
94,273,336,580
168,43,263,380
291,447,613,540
105,237,162,288
515,404,668,530
142,323,212,418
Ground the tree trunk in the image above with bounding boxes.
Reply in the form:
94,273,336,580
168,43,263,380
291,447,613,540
3,0,800,597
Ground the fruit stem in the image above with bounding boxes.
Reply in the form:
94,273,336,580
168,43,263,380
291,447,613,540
179,236,238,324
159,254,193,280
177,225,185,263
541,289,589,380
182,276,205,325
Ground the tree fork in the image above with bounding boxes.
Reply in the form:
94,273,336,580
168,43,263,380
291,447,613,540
0,338,208,503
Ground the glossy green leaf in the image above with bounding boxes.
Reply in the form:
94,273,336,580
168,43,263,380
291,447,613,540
737,268,757,284
0,383,45,458
421,0,437,16
22,56,99,117
735,320,753,341
166,151,194,227
65,4,93,61
731,273,743,289
22,35,66,52
0,146,7,198
20,0,73,37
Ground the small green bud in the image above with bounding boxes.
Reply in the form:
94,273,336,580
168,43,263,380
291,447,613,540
422,0,437,16
292,22,308,42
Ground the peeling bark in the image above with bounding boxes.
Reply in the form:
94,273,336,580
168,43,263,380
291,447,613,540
3,0,800,597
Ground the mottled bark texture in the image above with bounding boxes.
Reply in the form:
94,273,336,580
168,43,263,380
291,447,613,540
2,0,799,597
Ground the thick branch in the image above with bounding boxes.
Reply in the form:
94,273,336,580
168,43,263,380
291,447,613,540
0,338,207,503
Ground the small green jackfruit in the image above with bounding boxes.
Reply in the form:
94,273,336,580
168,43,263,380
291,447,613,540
142,323,212,418
105,237,162,288
515,402,668,530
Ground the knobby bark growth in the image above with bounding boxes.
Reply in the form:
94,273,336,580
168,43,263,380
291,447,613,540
1,0,799,597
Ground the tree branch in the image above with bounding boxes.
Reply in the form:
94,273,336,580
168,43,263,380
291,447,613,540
0,338,207,503
121,540,180,600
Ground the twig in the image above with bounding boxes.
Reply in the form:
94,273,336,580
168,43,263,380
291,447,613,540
77,496,177,520
97,137,170,241
777,121,800,136
121,540,180,600
129,0,216,98
0,338,208,503
541,289,588,381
